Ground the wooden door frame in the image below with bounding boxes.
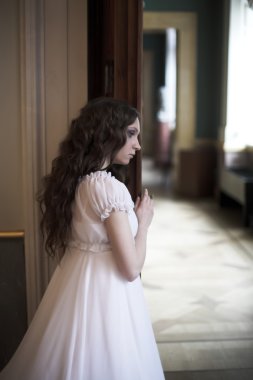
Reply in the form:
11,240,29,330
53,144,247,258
88,0,143,199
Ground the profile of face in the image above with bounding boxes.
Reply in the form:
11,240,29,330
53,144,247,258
113,118,141,165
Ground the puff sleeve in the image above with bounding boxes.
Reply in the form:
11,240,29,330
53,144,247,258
85,171,134,221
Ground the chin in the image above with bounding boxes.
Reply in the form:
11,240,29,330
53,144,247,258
119,161,129,166
114,158,131,165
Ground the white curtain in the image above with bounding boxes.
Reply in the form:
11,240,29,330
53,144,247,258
225,0,253,150
157,28,177,129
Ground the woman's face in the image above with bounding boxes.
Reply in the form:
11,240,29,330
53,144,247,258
113,118,141,165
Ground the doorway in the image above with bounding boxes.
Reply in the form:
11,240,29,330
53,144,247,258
142,12,197,190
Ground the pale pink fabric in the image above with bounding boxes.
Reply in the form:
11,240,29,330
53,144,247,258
0,171,164,380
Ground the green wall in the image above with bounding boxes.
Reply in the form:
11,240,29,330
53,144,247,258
144,0,227,140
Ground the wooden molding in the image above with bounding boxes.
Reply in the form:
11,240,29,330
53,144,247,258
20,0,46,322
0,231,25,238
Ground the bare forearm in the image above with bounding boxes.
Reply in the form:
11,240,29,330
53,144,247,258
134,188,154,275
105,207,153,282
134,224,149,274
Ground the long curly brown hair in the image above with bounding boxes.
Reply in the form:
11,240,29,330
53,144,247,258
38,97,140,259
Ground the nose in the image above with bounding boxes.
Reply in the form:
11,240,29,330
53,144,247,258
134,138,141,151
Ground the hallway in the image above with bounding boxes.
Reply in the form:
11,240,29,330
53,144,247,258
141,160,253,379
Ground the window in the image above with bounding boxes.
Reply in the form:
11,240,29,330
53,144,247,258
225,0,253,150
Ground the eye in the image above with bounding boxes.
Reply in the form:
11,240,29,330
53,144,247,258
127,129,136,138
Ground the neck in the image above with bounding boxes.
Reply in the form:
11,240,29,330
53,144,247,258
101,159,110,170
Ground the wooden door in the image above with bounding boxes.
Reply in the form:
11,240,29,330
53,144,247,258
88,0,143,199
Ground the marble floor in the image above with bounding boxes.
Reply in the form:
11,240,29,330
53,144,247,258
141,159,253,378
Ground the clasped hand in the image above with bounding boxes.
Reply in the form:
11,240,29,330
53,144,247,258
134,188,154,229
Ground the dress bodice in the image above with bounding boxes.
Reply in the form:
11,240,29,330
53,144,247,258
69,171,138,252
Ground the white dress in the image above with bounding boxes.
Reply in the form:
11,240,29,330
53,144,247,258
0,171,165,380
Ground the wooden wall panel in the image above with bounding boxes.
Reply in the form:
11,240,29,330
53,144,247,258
0,238,27,370
68,0,88,121
44,0,69,170
0,0,23,230
20,0,87,320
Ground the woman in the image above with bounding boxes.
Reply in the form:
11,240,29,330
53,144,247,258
0,97,165,380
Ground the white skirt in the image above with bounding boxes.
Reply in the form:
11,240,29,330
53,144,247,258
0,248,165,380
